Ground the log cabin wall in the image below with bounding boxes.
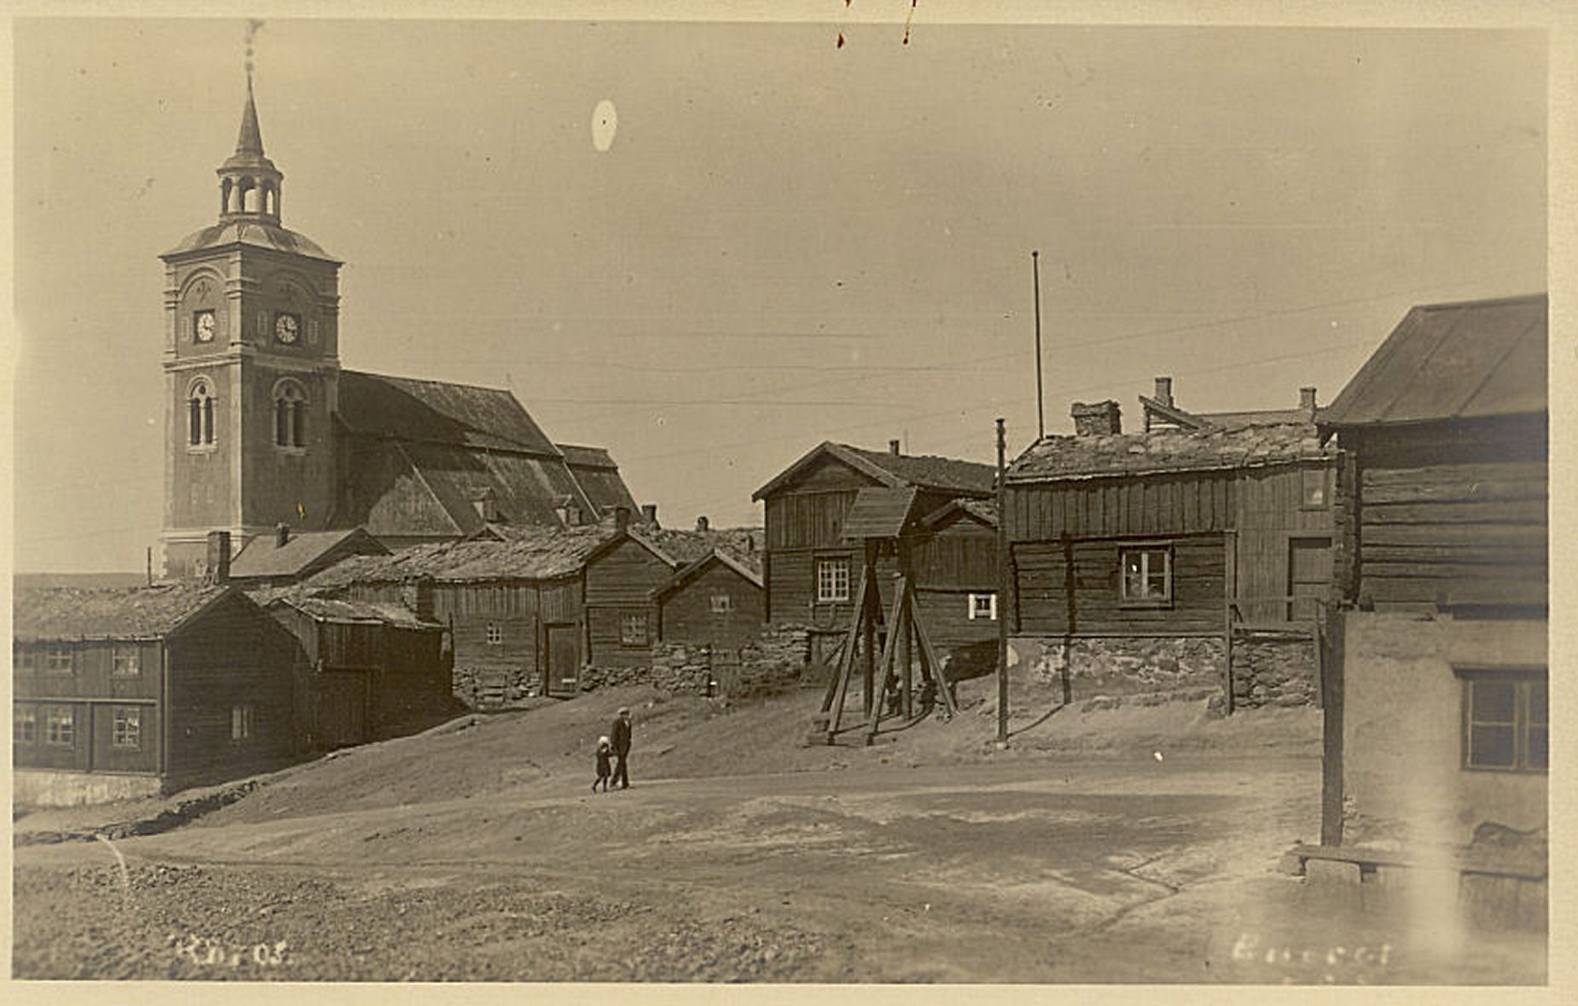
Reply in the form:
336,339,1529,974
657,561,766,650
164,592,298,786
1233,462,1338,623
762,455,886,625
908,513,1000,650
1345,416,1547,611
584,537,674,666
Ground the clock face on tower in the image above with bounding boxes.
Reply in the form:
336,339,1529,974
274,312,300,345
194,310,216,343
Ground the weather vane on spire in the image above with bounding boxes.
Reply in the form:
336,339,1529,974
244,19,265,92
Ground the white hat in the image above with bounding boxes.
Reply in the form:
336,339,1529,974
598,735,610,746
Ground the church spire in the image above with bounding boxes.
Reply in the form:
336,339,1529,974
216,67,283,224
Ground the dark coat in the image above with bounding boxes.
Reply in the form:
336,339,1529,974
611,717,632,755
596,748,612,777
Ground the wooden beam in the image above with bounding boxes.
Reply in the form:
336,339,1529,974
865,575,908,742
823,568,871,739
910,585,958,719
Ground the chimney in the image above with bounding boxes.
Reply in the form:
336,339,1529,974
889,439,901,456
614,506,631,532
400,576,435,622
274,523,290,548
641,503,658,527
1071,400,1122,436
205,530,231,585
1300,386,1318,416
1154,376,1173,407
696,515,710,532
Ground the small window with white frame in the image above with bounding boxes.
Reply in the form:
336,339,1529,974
231,704,254,742
486,623,503,646
710,594,734,614
44,645,74,675
967,592,998,621
45,705,76,746
14,705,38,745
1119,545,1172,605
112,643,141,677
1301,467,1330,508
816,557,851,603
113,707,142,749
620,612,649,647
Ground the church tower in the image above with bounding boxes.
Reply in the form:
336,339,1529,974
160,76,343,579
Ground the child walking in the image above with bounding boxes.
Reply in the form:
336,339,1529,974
592,735,613,793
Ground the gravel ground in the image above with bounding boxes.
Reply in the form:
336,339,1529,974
13,861,831,982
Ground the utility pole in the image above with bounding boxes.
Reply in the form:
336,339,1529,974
146,546,153,587
996,418,1010,746
1032,250,1044,440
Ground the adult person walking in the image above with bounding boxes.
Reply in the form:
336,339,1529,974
610,706,633,790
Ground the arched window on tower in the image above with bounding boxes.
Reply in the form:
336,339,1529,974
273,380,307,449
188,380,215,447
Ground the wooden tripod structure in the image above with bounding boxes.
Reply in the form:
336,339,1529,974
814,546,958,745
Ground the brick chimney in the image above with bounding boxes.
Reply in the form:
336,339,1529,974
614,506,631,532
889,439,901,456
274,523,290,547
205,530,231,585
696,515,710,532
641,503,658,527
1071,400,1122,436
1300,386,1318,416
1154,376,1173,407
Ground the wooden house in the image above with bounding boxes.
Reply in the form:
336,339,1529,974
1003,383,1338,703
1303,294,1547,911
12,584,299,805
261,592,451,749
910,498,1002,673
752,441,997,636
653,546,766,651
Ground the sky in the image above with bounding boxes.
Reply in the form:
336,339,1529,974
10,17,1547,572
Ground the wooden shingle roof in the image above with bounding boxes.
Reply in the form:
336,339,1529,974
841,487,920,541
338,370,562,456
753,441,996,500
1007,421,1332,483
12,584,235,643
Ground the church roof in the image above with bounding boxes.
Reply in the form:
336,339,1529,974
163,220,337,262
338,370,561,456
557,443,640,515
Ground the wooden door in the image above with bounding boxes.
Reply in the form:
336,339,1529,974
546,623,580,696
1288,537,1333,621
317,671,370,749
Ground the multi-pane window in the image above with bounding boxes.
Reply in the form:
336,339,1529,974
816,557,851,603
14,705,37,745
1119,546,1172,604
44,646,74,675
113,707,142,749
710,594,734,614
13,647,36,674
231,704,255,742
1460,669,1547,772
188,380,215,447
1301,467,1330,508
968,593,998,621
486,623,503,646
112,644,141,677
620,612,649,647
45,705,76,746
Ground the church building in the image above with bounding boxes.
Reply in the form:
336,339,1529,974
159,82,638,579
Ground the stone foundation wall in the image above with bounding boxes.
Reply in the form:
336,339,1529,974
1007,631,1319,710
452,663,538,709
1232,630,1319,708
580,624,811,698
14,769,165,808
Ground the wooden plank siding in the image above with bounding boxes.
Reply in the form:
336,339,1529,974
657,562,766,650
164,592,299,786
584,537,676,666
1012,534,1227,635
1349,422,1548,610
1008,470,1238,541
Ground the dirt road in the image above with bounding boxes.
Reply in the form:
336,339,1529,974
11,752,1545,983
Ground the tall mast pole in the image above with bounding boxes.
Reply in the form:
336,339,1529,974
996,418,1010,746
1032,250,1044,440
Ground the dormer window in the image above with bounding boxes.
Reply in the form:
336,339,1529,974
188,379,215,447
273,380,306,449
